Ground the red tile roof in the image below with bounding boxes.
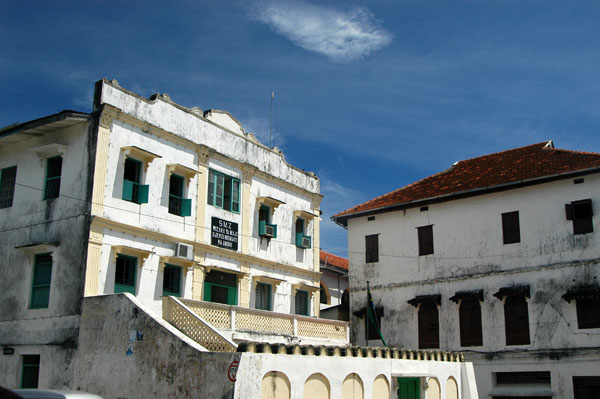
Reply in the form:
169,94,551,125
334,141,600,224
320,251,348,271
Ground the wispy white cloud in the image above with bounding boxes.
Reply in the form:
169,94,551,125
247,0,392,62
240,115,285,148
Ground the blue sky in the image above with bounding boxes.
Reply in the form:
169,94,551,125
2,1,600,256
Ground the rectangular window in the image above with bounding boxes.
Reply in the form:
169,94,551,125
418,302,439,349
573,376,600,399
115,254,137,294
255,282,272,310
502,211,521,244
21,355,40,389
207,169,240,213
30,253,52,309
168,174,192,216
295,218,311,248
204,270,237,305
365,234,379,263
418,225,434,256
162,264,182,297
44,156,62,200
259,205,278,238
295,290,309,316
496,371,551,384
0,165,17,208
122,158,149,204
566,199,594,234
504,295,530,345
576,298,600,329
459,298,483,346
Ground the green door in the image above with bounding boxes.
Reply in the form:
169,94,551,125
397,378,420,399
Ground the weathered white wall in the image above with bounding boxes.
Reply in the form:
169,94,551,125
235,352,474,399
73,293,240,398
97,80,319,194
102,120,199,241
345,174,600,398
0,120,93,389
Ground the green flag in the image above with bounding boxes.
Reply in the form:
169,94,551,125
367,281,387,346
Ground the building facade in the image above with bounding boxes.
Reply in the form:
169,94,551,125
0,78,325,390
333,142,600,399
319,251,349,321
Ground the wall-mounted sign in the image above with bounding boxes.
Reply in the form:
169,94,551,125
211,217,238,251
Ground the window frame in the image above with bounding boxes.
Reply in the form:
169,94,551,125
418,225,434,256
504,295,531,345
162,264,182,297
255,282,272,311
30,253,53,309
43,156,62,200
502,211,521,244
418,302,440,349
122,157,149,204
168,173,192,217
207,169,240,213
459,298,483,346
566,199,594,235
295,217,312,248
259,204,278,238
204,270,238,305
576,298,600,329
365,234,379,263
0,165,17,208
114,254,137,294
21,354,40,389
295,289,309,316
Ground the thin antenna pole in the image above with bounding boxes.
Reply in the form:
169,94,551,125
270,91,274,148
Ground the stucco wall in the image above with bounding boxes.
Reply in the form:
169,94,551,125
0,120,94,389
73,293,240,399
345,174,600,398
96,80,319,194
234,352,473,399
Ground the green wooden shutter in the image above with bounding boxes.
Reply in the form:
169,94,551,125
272,224,277,238
30,254,52,309
181,198,192,216
215,173,224,208
138,184,149,204
227,280,238,305
231,178,240,213
122,179,134,201
203,283,211,301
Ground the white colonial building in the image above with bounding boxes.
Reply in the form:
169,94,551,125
0,79,479,398
333,141,600,399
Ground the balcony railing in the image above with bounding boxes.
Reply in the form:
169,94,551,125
173,298,349,343
163,296,237,352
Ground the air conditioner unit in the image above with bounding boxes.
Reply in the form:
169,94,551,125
263,224,275,237
176,243,193,260
301,237,311,248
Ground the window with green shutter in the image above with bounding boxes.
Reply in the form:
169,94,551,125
0,165,17,208
30,253,52,309
114,254,137,294
122,158,149,204
207,169,240,213
168,174,191,217
295,218,311,248
295,290,309,316
21,355,40,389
163,264,182,297
44,156,62,200
203,270,237,305
255,282,272,310
259,205,278,238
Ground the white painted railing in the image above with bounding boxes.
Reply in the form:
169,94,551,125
163,296,237,352
176,298,349,342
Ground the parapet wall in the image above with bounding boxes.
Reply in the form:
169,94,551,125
73,294,240,398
